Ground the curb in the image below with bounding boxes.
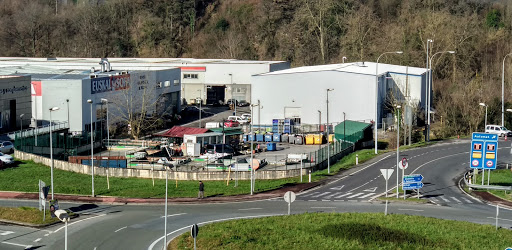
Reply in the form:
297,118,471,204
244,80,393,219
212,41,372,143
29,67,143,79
0,213,79,228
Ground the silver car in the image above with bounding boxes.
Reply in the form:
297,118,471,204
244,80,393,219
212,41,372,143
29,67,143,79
0,141,14,154
0,152,14,164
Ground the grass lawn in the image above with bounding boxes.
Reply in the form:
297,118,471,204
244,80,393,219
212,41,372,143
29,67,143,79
0,206,60,224
0,141,433,198
170,213,512,249
472,169,512,201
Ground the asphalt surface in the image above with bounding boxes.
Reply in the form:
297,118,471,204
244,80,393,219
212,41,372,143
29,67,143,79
2,139,512,249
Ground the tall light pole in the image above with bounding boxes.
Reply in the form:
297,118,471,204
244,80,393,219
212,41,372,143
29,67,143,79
502,53,512,126
101,99,110,150
395,105,401,198
480,103,488,129
258,99,262,133
19,114,24,137
425,39,433,140
87,99,95,197
49,106,60,200
250,103,259,195
229,73,237,116
197,90,202,128
427,50,455,141
326,88,334,174
163,163,170,250
318,110,322,152
375,51,403,154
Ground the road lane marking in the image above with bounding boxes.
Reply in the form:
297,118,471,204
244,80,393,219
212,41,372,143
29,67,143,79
300,192,319,197
114,226,127,233
334,193,353,198
363,187,377,192
440,197,450,202
398,209,424,212
148,214,280,250
54,214,106,233
308,200,317,201
238,208,262,211
1,241,31,248
311,207,335,209
312,192,330,198
329,185,344,190
33,238,41,242
323,192,341,199
461,197,472,203
160,213,187,218
450,197,462,203
0,231,14,236
488,217,512,222
347,193,364,198
359,193,376,198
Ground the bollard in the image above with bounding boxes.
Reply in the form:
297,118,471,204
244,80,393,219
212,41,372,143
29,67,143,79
356,154,359,165
309,170,311,183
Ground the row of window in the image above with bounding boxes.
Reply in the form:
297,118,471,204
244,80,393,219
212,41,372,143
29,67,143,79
156,80,180,89
184,74,199,79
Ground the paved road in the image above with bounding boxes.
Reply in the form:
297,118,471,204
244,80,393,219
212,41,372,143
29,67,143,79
2,139,512,249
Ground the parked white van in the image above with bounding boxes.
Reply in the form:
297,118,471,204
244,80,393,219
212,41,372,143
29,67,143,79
485,125,512,137
227,116,249,124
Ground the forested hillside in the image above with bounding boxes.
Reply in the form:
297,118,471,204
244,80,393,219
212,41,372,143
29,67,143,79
1,0,512,137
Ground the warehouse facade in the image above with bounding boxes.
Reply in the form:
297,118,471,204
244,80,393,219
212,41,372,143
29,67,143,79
0,75,31,133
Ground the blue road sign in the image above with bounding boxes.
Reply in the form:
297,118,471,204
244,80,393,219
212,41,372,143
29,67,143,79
403,174,423,183
402,182,424,190
470,132,498,169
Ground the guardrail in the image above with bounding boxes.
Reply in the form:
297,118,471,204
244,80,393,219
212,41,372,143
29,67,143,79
6,121,69,140
463,171,512,191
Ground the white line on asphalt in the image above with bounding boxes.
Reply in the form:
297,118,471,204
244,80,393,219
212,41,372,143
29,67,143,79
0,231,14,236
311,207,336,209
148,214,281,250
348,199,358,202
487,217,512,222
451,197,462,203
300,192,319,197
33,238,41,242
333,193,352,198
312,192,330,198
160,213,187,218
308,200,317,201
114,226,127,233
238,208,262,211
1,241,31,248
323,192,341,199
460,197,473,203
398,209,424,212
25,245,33,249
347,193,364,198
440,197,450,202
359,193,376,198
54,214,106,233
44,234,49,237
321,200,330,202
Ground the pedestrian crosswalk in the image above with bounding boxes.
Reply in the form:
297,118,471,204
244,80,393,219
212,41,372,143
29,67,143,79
429,196,481,204
296,191,378,201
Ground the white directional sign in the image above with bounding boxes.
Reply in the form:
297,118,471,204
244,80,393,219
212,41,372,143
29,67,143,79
380,169,394,180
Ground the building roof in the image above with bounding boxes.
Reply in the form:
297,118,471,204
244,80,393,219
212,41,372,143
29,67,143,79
155,126,209,138
256,62,427,77
334,120,372,142
209,127,244,136
0,65,160,80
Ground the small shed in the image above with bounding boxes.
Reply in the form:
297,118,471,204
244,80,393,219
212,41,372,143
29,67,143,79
334,120,373,143
183,132,223,145
154,126,210,144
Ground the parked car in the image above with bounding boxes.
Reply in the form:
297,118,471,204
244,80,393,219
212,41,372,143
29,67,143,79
0,152,14,165
240,114,251,122
0,141,14,154
224,119,240,127
228,116,248,125
237,100,250,107
226,99,238,106
485,125,512,137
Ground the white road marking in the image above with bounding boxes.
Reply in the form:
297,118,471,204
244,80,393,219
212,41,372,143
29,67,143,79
370,194,382,199
160,213,187,218
114,226,127,233
54,214,106,233
330,185,344,190
323,192,341,199
488,217,512,222
398,209,424,212
430,197,439,202
148,214,280,250
1,241,31,248
308,200,317,201
300,192,319,197
461,197,472,203
311,207,336,209
34,238,41,242
0,231,14,236
44,234,50,237
363,187,377,192
334,193,353,198
440,196,450,202
359,193,376,198
347,193,364,198
312,192,330,198
238,208,262,211
322,200,330,202
25,245,33,249
450,197,462,203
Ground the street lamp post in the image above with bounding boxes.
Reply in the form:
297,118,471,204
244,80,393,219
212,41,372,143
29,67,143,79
197,90,202,128
326,88,334,174
480,103,488,129
250,103,259,195
425,39,433,139
229,73,238,116
87,99,95,197
163,163,170,250
54,210,70,250
395,105,401,198
502,53,512,126
427,50,455,141
19,113,24,138
49,107,60,200
101,99,110,149
375,51,403,154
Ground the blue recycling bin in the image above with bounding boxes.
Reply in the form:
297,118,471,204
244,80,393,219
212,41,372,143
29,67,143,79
248,134,255,142
267,142,276,151
256,134,264,142
273,133,281,142
264,134,273,142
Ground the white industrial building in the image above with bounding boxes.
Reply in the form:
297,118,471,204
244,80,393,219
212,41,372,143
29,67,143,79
0,64,181,132
0,57,290,106
251,62,428,128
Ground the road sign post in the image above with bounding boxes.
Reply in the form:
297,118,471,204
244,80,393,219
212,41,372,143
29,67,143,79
191,224,199,250
380,169,394,216
403,174,424,199
284,191,296,215
399,158,408,199
471,133,498,185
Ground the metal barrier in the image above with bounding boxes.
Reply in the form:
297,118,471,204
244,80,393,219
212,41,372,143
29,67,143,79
463,171,512,191
7,121,68,140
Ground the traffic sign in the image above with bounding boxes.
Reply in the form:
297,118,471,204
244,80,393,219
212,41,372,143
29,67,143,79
402,182,424,190
190,224,199,238
471,132,498,169
284,191,296,203
403,174,423,183
380,169,394,180
399,157,408,170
